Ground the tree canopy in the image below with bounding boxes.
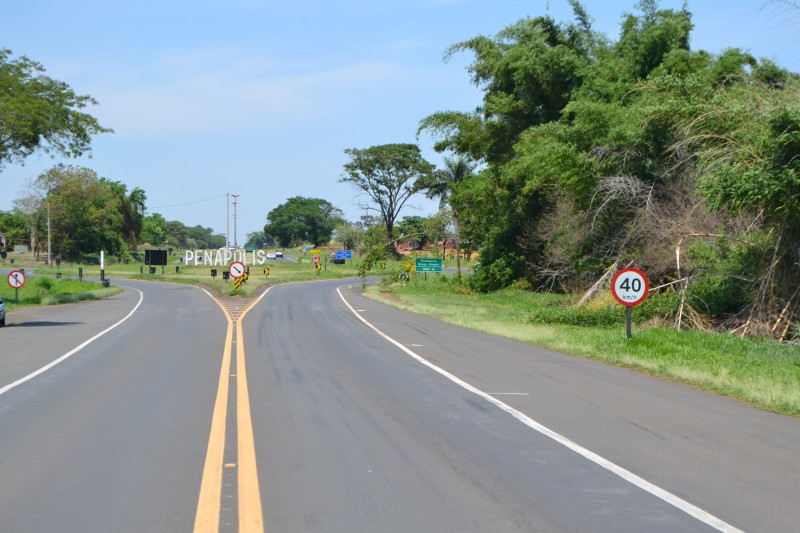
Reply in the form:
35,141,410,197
340,143,434,255
417,1,800,338
0,49,112,169
33,165,139,259
264,196,343,247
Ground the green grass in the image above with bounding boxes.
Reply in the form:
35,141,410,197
364,276,800,417
1,276,122,308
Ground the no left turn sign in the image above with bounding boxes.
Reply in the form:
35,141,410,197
611,267,649,307
7,269,26,289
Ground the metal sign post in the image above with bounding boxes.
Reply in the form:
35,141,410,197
7,269,26,303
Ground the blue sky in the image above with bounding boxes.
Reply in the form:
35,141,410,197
2,0,799,245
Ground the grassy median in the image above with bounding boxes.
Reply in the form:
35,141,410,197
364,275,800,417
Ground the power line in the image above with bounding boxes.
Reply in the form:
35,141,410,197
148,193,227,209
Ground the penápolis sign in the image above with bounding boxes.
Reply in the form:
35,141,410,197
184,248,273,267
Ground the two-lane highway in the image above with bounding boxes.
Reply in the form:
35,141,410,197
1,276,799,532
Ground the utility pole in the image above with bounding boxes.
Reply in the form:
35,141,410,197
226,193,230,248
231,194,240,248
46,199,51,267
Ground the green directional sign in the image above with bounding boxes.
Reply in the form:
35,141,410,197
415,257,443,272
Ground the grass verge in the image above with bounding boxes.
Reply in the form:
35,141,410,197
363,276,800,417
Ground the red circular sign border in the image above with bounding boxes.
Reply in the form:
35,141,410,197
611,267,649,307
7,269,27,289
228,261,246,279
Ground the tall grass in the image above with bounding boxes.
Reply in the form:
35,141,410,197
364,275,800,417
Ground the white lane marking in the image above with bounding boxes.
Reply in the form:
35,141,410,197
0,287,145,397
336,286,744,533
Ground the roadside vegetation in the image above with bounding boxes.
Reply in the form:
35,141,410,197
0,275,121,309
365,274,800,417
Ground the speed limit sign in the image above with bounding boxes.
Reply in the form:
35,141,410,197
612,267,649,339
611,267,649,307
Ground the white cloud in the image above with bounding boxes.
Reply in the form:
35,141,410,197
84,47,419,138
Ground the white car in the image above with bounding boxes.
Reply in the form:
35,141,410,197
0,296,5,327
267,251,277,260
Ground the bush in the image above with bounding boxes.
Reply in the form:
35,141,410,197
35,276,54,293
469,255,523,292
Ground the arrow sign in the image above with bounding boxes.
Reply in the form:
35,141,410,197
229,261,246,279
7,269,26,289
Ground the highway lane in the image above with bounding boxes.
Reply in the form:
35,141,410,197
334,282,800,533
0,279,226,533
1,274,797,531
242,279,794,532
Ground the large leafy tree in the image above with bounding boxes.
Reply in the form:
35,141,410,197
104,180,146,249
340,143,434,255
141,213,168,246
264,196,343,247
0,209,29,251
0,49,112,168
187,225,225,249
35,165,126,259
417,155,476,272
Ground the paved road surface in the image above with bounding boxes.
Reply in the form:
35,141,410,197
0,276,798,532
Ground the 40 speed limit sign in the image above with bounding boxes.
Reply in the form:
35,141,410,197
611,267,649,306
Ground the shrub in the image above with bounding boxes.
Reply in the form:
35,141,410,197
35,276,54,293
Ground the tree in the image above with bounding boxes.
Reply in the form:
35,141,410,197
245,230,274,249
103,180,146,249
0,49,112,169
417,155,476,272
340,143,434,256
166,220,191,249
0,209,29,250
264,196,343,248
396,215,431,249
35,165,126,259
187,225,226,249
333,221,364,253
141,213,168,246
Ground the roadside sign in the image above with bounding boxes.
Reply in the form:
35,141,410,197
264,267,270,277
7,269,26,289
612,267,649,340
234,276,243,290
415,258,443,272
312,255,319,265
335,250,353,260
611,267,649,307
309,249,321,255
229,261,246,279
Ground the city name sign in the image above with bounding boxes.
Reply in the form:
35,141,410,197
185,249,272,266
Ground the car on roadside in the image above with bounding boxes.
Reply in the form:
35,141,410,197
267,251,276,260
275,250,283,258
0,296,5,326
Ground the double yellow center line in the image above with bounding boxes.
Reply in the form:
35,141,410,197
194,291,267,532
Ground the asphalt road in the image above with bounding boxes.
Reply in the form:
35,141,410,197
1,276,798,532
0,279,227,532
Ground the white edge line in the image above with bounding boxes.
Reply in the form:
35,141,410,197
336,285,744,533
0,287,145,397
